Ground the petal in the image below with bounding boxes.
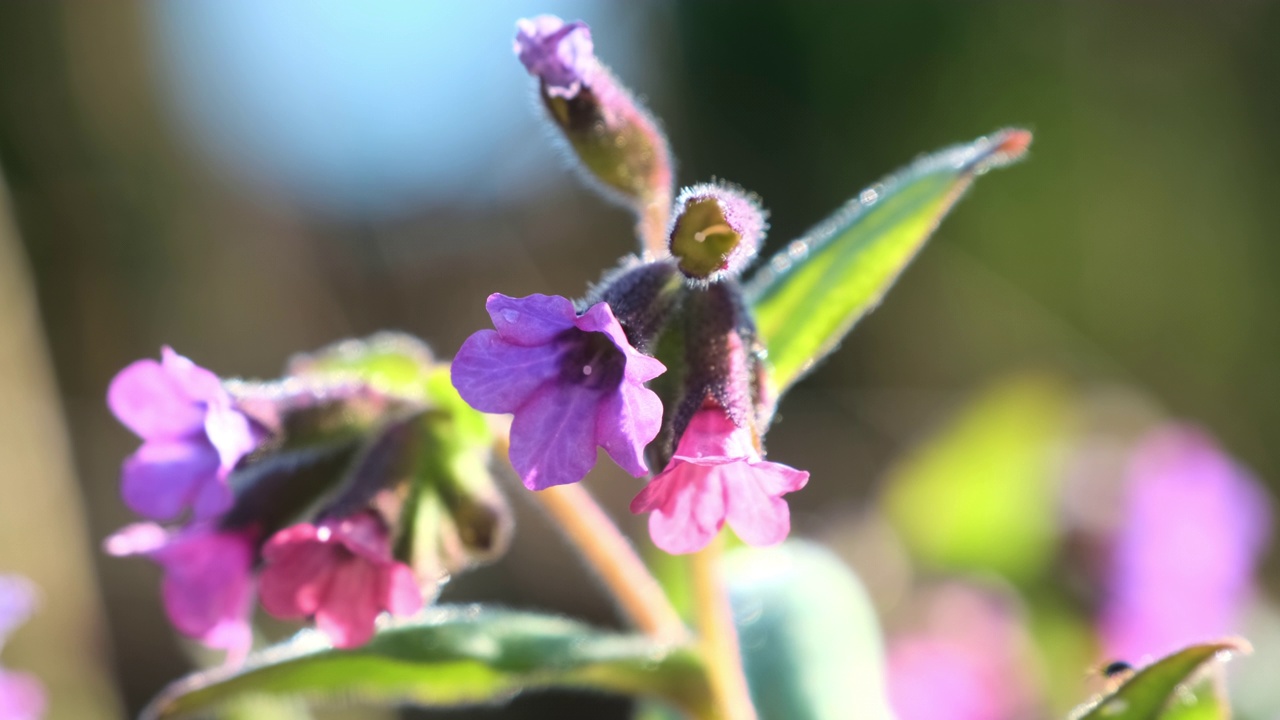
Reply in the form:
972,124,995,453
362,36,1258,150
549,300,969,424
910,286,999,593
156,530,254,641
724,463,794,547
751,460,810,496
102,522,170,557
509,383,599,490
259,525,331,619
332,513,395,564
597,381,662,477
0,669,46,720
675,408,743,459
486,293,576,346
314,558,383,648
204,405,256,471
384,563,424,617
636,462,727,554
161,346,228,407
107,358,204,440
451,330,560,414
120,440,222,521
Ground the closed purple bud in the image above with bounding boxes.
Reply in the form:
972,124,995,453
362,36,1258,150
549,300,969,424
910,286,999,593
513,16,674,256
669,184,767,281
514,16,596,99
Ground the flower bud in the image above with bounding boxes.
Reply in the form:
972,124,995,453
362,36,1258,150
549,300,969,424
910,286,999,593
515,16,674,254
669,184,767,281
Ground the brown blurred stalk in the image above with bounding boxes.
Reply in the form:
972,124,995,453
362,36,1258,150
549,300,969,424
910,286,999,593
0,178,123,718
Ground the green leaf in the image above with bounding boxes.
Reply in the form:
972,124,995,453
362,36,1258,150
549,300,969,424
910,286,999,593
881,374,1072,582
746,128,1031,394
723,541,894,720
143,606,713,720
1073,639,1248,720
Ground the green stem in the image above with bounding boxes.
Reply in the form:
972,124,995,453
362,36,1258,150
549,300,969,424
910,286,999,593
690,534,758,720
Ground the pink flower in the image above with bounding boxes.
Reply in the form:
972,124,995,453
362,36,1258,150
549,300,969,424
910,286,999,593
104,523,255,661
630,407,808,554
1100,425,1272,661
514,16,597,99
451,294,665,490
108,347,258,520
258,513,422,649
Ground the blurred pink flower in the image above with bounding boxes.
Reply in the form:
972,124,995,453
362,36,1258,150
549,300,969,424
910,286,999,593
887,585,1038,720
104,522,256,661
630,406,808,554
0,576,44,720
514,15,597,99
259,512,422,648
1100,424,1272,661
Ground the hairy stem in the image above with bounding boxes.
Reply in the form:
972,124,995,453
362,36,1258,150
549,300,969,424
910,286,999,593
691,534,757,720
495,435,688,645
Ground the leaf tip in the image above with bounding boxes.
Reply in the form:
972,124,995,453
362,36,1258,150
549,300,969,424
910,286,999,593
967,128,1033,174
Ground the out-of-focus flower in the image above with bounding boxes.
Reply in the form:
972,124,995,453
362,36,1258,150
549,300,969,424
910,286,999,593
451,293,665,490
887,585,1039,720
108,347,259,520
668,183,767,281
514,16,597,99
1099,424,1272,661
259,512,422,649
0,576,45,720
630,405,807,554
104,522,256,661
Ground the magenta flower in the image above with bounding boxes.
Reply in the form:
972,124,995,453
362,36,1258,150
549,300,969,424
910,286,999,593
1099,425,1272,661
451,293,665,490
104,523,256,661
630,406,808,554
258,513,422,649
514,15,597,99
0,576,43,720
108,347,258,520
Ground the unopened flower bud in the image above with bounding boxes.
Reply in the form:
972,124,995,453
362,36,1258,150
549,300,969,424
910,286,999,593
515,16,674,254
669,184,767,281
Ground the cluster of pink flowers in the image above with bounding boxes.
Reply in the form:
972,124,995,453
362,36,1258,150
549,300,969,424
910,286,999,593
452,15,810,556
104,349,423,659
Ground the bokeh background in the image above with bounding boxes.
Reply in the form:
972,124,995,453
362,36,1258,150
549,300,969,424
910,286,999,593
1,2,1279,718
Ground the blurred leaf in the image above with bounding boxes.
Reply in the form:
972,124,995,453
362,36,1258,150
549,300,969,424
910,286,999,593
746,128,1031,394
1074,639,1248,720
287,331,437,402
1158,678,1226,720
882,375,1072,582
143,606,713,720
723,541,894,720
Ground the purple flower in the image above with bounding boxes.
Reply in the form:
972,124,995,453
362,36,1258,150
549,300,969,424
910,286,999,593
514,15,597,99
1099,425,1272,661
452,294,665,490
108,347,258,520
104,522,256,662
630,405,808,554
259,513,422,649
0,576,44,720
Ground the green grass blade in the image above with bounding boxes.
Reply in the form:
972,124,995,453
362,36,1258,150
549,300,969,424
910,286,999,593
746,129,1031,394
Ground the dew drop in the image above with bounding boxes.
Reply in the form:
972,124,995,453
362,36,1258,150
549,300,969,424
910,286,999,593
860,188,879,204
1100,699,1128,716
582,365,593,376
316,527,332,542
501,309,520,324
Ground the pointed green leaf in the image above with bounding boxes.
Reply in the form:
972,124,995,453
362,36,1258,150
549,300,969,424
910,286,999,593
1073,639,1248,720
723,541,894,720
143,606,713,720
746,128,1031,394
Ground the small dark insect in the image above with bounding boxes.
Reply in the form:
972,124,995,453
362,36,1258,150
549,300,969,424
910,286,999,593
1102,660,1135,678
